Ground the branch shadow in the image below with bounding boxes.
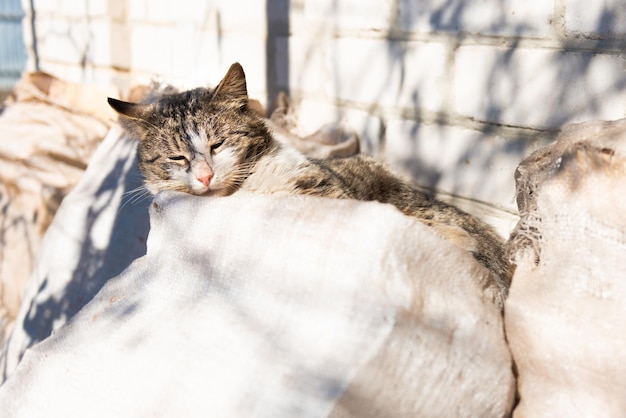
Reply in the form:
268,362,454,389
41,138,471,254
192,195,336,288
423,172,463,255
266,0,290,114
295,0,626,220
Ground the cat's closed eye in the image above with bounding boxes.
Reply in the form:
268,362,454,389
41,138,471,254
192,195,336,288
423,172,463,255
211,139,225,154
168,155,189,165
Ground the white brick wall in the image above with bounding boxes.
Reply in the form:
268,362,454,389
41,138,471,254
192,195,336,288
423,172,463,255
304,0,396,32
454,46,626,129
400,0,555,37
323,38,449,112
566,0,626,35
384,120,537,204
21,0,626,228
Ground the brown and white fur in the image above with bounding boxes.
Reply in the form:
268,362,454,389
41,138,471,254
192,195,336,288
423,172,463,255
108,63,512,295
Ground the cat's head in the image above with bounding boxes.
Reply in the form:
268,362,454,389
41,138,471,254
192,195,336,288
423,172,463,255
108,63,273,196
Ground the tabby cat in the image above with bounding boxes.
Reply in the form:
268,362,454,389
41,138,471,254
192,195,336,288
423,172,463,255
108,63,512,295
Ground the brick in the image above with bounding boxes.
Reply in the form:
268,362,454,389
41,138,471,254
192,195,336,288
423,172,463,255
175,30,221,88
127,0,146,20
105,0,127,20
78,19,131,69
35,16,88,65
304,0,396,32
38,60,100,86
146,0,214,25
39,0,122,19
58,0,108,18
130,24,179,73
36,15,132,68
29,0,61,15
212,34,268,99
129,24,266,96
325,38,448,112
384,120,534,213
106,21,132,69
454,46,626,129
398,0,554,37
282,0,308,34
130,25,205,84
274,36,326,95
342,107,383,156
218,0,271,34
566,0,626,36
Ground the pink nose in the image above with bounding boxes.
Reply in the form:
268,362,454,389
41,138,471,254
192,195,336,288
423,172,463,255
197,173,213,187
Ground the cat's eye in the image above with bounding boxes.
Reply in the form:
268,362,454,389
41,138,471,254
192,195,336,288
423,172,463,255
211,139,225,153
168,155,189,165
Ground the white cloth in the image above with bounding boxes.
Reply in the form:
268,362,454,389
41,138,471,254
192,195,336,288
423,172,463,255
0,129,513,417
0,125,149,382
0,72,115,344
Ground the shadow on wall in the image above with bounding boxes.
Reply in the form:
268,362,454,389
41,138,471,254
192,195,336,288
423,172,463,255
293,0,626,205
266,0,290,113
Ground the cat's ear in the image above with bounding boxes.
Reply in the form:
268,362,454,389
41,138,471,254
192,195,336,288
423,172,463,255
213,63,248,108
108,97,152,120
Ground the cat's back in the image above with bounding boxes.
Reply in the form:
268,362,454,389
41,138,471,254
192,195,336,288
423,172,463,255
241,143,385,199
300,154,429,204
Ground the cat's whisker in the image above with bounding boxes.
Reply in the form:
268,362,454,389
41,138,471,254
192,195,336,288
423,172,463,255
118,185,152,213
122,185,148,197
125,191,149,207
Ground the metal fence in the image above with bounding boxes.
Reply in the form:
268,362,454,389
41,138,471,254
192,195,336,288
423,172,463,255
0,0,27,92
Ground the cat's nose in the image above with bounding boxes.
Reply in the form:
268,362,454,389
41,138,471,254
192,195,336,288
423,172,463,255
197,173,213,187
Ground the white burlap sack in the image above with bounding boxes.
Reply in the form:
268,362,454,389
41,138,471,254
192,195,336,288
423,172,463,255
0,72,116,344
0,130,514,416
506,118,626,417
0,82,364,377
0,190,514,416
0,126,150,382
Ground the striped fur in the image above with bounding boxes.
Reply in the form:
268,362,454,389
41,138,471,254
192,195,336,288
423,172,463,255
109,63,512,297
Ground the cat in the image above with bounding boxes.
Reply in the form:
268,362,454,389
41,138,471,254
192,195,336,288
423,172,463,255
108,62,512,299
